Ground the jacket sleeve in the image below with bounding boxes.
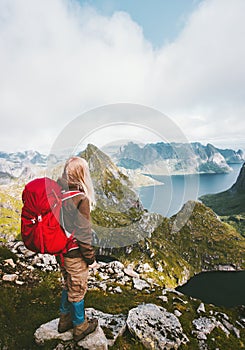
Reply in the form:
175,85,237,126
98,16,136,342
73,195,96,265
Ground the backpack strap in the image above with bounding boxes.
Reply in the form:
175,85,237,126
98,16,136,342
60,191,82,239
62,191,81,201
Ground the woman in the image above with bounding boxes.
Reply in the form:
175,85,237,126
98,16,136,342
57,156,98,342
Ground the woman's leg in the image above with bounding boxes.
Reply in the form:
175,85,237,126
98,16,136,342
63,256,97,341
58,263,73,333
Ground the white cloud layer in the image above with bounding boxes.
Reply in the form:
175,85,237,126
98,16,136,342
0,0,245,152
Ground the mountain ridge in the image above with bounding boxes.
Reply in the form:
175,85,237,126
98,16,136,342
113,141,244,175
0,142,244,185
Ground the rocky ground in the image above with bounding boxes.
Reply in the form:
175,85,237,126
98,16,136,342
0,240,245,349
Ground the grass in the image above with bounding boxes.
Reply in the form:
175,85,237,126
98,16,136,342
221,215,245,237
0,268,244,350
200,190,245,216
0,271,61,350
0,191,22,241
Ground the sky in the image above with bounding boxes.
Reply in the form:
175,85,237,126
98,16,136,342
0,0,245,154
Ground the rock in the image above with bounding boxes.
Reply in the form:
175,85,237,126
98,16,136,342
98,272,110,280
34,317,107,349
127,303,189,349
158,295,168,303
114,286,122,293
34,318,73,344
85,308,127,347
77,325,108,349
154,261,163,272
192,316,234,340
174,310,182,317
99,283,107,292
4,258,16,268
11,241,24,252
197,303,206,313
15,280,25,285
136,262,154,273
2,273,18,282
222,319,240,338
217,264,236,271
108,261,124,273
124,266,139,278
192,317,216,336
23,249,36,258
132,277,150,291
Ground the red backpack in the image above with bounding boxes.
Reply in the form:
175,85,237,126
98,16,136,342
21,177,81,254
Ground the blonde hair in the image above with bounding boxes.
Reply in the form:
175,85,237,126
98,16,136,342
63,156,96,210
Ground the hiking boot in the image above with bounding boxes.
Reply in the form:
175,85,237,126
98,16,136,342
73,318,98,342
58,313,73,333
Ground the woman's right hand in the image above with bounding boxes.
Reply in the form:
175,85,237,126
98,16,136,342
88,261,99,269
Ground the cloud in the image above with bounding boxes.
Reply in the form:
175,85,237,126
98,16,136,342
0,0,245,152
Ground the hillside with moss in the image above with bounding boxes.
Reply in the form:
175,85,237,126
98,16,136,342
200,163,245,236
0,187,22,242
0,247,244,349
200,163,245,216
111,201,245,288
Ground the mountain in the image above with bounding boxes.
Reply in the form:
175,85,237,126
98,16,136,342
0,150,47,165
218,147,244,163
200,163,245,216
1,144,244,287
113,141,244,175
80,145,245,287
230,162,245,193
1,143,243,186
80,144,162,248
0,150,47,183
1,145,244,349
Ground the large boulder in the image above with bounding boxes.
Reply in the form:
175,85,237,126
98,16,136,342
127,303,189,350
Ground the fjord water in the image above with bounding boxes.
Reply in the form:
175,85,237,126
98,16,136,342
137,163,242,217
137,163,245,308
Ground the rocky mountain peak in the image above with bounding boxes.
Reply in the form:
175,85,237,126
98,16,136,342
78,144,163,249
81,143,121,174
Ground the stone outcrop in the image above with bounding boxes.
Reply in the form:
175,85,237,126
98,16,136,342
34,308,126,349
34,298,245,350
127,303,189,349
1,241,158,294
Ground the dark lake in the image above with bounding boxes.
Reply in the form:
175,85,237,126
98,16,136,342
176,271,245,307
